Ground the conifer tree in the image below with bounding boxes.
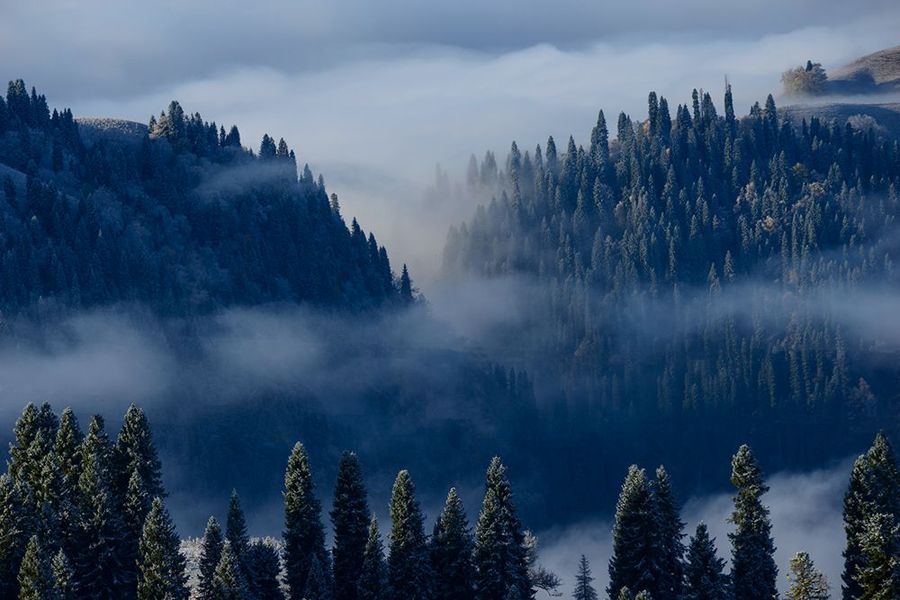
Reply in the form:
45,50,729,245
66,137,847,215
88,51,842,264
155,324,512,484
114,404,164,501
198,516,224,600
573,555,599,600
358,516,387,600
17,535,51,600
787,552,829,600
121,469,152,598
305,554,330,600
683,523,727,600
0,475,26,598
856,513,900,600
283,442,328,600
75,416,125,600
653,466,685,600
388,470,430,600
430,487,474,600
136,497,188,600
331,452,370,600
247,540,282,600
475,458,531,600
226,490,251,572
608,466,659,600
53,409,82,565
399,265,413,303
51,549,74,600
213,542,250,600
729,445,778,600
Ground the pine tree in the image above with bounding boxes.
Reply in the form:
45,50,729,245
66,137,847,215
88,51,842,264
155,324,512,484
213,542,250,600
388,470,430,600
0,475,27,598
358,516,387,600
18,535,52,600
573,555,599,600
399,265,413,303
683,523,727,600
53,409,82,566
653,466,685,600
856,513,899,600
283,442,328,600
430,487,474,600
226,491,251,572
136,498,188,600
121,469,152,598
474,458,531,600
608,466,659,600
787,552,829,600
51,549,74,600
246,540,282,600
305,554,330,600
331,452,370,600
114,404,164,501
729,445,778,600
198,516,224,600
75,416,125,600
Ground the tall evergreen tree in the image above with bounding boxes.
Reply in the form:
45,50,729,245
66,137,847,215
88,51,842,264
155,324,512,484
213,542,250,600
331,452,370,600
729,445,778,600
431,487,475,600
136,498,188,600
305,555,330,600
474,458,532,600
387,470,429,600
358,516,387,600
283,442,328,600
683,523,728,600
198,516,224,600
17,535,51,600
0,475,27,598
53,408,82,566
787,552,829,600
247,540,282,600
226,491,251,572
121,469,152,598
855,513,900,600
653,466,685,600
114,404,164,501
608,466,659,600
51,549,74,600
573,555,599,600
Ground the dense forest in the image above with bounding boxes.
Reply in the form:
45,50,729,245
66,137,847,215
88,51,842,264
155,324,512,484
444,86,900,477
0,79,412,315
3,402,900,599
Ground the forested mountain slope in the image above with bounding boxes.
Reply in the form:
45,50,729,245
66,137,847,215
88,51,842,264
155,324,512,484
445,87,900,461
0,79,412,316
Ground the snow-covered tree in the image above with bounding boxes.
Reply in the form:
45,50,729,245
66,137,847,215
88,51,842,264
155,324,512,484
430,487,474,600
729,445,777,600
358,516,387,600
198,516,224,600
136,497,188,600
608,466,659,599
683,523,727,600
787,552,829,600
283,442,329,600
388,470,430,600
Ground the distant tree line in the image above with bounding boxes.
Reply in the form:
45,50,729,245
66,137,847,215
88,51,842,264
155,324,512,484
0,79,415,316
2,402,899,599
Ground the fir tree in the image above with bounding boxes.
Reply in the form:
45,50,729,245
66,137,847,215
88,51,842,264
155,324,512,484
0,475,26,598
51,549,74,600
653,466,685,600
17,535,51,600
247,540,282,600
608,466,659,600
121,469,152,598
53,409,82,565
136,498,188,600
114,404,164,501
283,442,328,600
430,487,474,600
387,470,430,600
474,458,532,600
399,265,413,303
855,513,900,600
305,554,330,600
358,516,387,600
729,445,778,600
331,452,370,600
683,523,728,600
573,555,599,600
213,542,250,600
226,491,251,572
787,552,829,600
198,516,224,600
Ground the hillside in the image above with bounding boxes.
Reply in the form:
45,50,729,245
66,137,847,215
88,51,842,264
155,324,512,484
828,44,900,94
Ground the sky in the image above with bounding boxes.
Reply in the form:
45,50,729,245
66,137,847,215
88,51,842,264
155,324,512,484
2,1,900,285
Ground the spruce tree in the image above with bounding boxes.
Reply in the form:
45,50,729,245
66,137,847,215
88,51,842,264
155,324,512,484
136,498,188,600
608,466,659,600
226,490,251,572
283,442,328,600
573,555,599,600
51,549,74,600
653,466,684,600
213,542,250,600
198,516,224,600
247,540,282,600
305,554,330,600
474,457,531,600
17,535,51,600
787,552,829,600
114,404,164,501
121,469,152,598
683,523,727,600
728,445,778,600
54,409,82,565
430,487,474,600
0,475,26,598
75,416,125,600
387,470,430,600
856,513,899,600
358,516,387,600
331,452,370,600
